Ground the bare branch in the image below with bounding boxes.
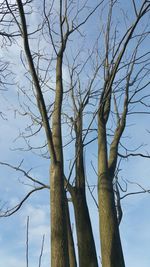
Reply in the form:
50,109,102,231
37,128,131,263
0,161,49,188
16,0,56,162
39,235,45,267
0,186,45,217
26,216,29,267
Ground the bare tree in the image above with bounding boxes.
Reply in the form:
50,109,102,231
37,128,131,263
1,1,150,267
0,0,103,266
97,1,150,266
64,73,99,266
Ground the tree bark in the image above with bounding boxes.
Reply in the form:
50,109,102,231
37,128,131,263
98,176,125,267
50,163,69,267
50,55,69,267
72,188,98,267
98,120,125,267
68,109,98,267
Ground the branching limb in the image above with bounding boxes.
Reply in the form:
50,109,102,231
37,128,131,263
16,0,56,162
0,186,45,217
118,152,150,159
120,180,150,200
0,161,49,188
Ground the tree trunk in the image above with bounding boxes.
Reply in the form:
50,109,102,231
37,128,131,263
50,163,69,267
50,54,70,266
72,188,98,267
97,117,125,267
98,176,125,267
65,195,77,267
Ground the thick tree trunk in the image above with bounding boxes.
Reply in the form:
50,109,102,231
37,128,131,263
50,163,69,267
98,117,125,267
98,176,125,267
72,188,98,267
65,195,77,267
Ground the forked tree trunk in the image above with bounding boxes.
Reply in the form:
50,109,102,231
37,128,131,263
72,188,98,267
16,2,69,265
69,109,98,267
98,119,125,267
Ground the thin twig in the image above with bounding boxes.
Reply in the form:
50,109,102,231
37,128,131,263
39,235,45,267
26,216,29,267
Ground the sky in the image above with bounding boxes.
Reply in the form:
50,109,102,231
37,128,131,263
0,0,150,267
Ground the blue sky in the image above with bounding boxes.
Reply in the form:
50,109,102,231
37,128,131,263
0,0,150,266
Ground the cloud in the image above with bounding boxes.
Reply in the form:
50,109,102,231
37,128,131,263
0,201,50,267
0,251,26,267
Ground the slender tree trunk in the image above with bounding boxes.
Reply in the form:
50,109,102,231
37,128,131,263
72,188,98,267
65,195,77,267
50,55,69,267
68,109,98,267
50,163,69,267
